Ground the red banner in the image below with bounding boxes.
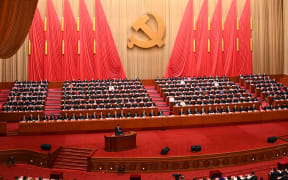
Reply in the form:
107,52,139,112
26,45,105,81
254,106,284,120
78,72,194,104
45,0,63,81
238,0,253,75
165,0,195,78
28,9,45,81
209,0,223,76
63,0,79,80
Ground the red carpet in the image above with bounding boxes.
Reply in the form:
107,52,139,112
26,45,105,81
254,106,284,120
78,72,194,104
1,121,288,157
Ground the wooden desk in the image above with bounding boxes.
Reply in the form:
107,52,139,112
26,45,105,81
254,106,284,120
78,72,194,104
0,121,6,136
105,131,136,152
61,107,158,117
18,110,288,134
173,102,261,115
0,111,44,122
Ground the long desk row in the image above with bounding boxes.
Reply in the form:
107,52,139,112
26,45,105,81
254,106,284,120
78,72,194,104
173,102,261,115
18,110,288,134
61,107,159,117
0,111,44,122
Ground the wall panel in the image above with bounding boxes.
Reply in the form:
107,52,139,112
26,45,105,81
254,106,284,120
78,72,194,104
0,0,285,81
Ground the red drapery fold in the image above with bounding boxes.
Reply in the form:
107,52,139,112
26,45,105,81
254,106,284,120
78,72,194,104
28,0,126,81
79,0,96,80
209,0,223,76
222,0,237,76
238,0,253,75
45,0,63,81
195,0,208,76
0,0,38,58
28,9,45,81
94,0,126,79
64,0,79,80
165,0,194,78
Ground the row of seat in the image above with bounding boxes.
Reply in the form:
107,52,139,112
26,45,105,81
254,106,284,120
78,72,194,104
64,78,141,83
21,110,163,122
3,82,48,112
174,102,262,115
156,76,262,114
61,79,154,114
61,102,155,110
242,75,286,106
172,97,258,106
63,89,147,95
62,97,151,103
63,84,144,90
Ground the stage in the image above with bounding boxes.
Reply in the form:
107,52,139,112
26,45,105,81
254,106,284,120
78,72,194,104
1,121,288,157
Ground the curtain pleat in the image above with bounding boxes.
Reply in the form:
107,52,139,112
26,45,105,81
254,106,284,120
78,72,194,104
28,9,45,81
165,0,195,78
238,0,253,75
45,0,63,81
64,0,79,80
209,0,223,76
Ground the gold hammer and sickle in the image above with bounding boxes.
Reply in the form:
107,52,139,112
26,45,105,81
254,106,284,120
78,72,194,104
128,11,165,49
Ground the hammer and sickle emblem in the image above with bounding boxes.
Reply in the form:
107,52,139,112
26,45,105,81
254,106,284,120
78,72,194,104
128,11,165,49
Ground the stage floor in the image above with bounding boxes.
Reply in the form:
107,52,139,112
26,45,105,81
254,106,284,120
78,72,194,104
1,121,288,158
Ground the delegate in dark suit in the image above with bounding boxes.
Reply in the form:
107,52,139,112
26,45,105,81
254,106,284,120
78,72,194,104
115,124,124,136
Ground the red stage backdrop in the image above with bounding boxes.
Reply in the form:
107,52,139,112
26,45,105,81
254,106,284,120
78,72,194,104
28,9,45,81
166,0,253,77
238,0,253,75
209,0,223,76
195,0,208,76
45,0,63,81
79,0,96,80
63,0,79,80
222,0,237,76
28,0,126,81
165,0,195,78
94,0,126,80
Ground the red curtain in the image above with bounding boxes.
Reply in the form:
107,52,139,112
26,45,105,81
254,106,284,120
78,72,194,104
79,0,96,80
64,0,79,80
238,0,253,75
94,0,126,79
28,0,125,81
195,0,208,76
45,0,63,81
165,0,195,78
28,9,45,81
166,0,252,77
222,0,237,76
0,0,38,58
209,0,223,76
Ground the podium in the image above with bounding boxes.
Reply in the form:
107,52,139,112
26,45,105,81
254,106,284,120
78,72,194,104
105,131,137,152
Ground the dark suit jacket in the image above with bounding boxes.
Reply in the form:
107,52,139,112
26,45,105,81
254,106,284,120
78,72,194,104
115,127,124,136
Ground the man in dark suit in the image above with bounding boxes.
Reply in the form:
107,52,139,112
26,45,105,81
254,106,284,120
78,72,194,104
115,124,124,136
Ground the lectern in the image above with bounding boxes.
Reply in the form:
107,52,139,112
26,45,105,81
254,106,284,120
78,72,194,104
105,131,137,152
